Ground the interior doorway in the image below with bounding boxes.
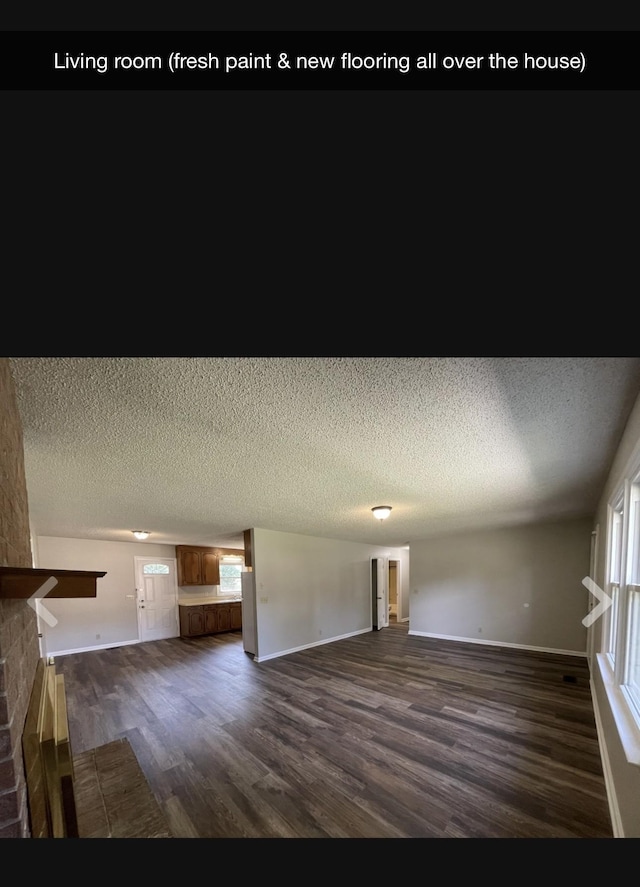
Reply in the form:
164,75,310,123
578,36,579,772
371,557,388,630
388,558,403,623
389,560,398,621
372,557,403,629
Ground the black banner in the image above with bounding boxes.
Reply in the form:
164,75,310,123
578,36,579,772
1,31,639,90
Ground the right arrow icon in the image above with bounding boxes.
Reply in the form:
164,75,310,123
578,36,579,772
582,576,613,628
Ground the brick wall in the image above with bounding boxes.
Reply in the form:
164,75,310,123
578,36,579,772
0,358,40,837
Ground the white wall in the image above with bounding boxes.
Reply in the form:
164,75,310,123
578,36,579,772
34,536,176,655
249,527,409,660
408,517,592,654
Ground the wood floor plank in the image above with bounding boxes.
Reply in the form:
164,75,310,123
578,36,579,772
54,622,614,838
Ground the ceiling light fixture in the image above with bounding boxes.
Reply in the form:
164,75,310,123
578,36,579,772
132,531,150,540
371,506,392,521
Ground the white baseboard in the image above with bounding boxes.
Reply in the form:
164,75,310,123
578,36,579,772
47,637,142,658
407,629,587,658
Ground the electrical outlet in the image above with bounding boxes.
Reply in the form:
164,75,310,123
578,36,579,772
96,633,101,639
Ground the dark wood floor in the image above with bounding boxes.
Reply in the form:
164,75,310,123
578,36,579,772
55,620,614,838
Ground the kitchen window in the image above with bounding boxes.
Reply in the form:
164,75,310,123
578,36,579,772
219,556,244,595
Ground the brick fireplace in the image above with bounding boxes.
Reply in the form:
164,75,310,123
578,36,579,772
0,358,41,838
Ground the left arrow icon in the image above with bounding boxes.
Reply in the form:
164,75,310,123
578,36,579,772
27,576,59,627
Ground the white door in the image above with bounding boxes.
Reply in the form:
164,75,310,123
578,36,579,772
372,557,388,630
135,557,180,642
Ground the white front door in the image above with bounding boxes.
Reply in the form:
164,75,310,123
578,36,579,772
135,557,179,642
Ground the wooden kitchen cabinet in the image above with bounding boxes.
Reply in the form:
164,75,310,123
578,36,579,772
203,605,219,633
180,606,205,637
201,551,220,584
179,602,242,638
216,605,231,633
176,546,220,586
230,603,242,630
213,602,242,633
216,602,243,633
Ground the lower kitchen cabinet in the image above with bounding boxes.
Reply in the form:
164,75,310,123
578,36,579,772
179,602,242,638
180,606,205,637
229,603,242,631
204,605,218,634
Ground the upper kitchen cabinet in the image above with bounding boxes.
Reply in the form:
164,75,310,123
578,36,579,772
176,546,220,587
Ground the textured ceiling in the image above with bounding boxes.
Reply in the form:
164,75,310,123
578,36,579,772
9,357,640,551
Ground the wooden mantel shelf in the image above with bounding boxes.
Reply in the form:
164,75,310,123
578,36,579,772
0,566,106,599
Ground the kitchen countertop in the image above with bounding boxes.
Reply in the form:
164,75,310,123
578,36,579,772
178,597,242,606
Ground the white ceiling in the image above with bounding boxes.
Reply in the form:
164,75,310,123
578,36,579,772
9,357,640,551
